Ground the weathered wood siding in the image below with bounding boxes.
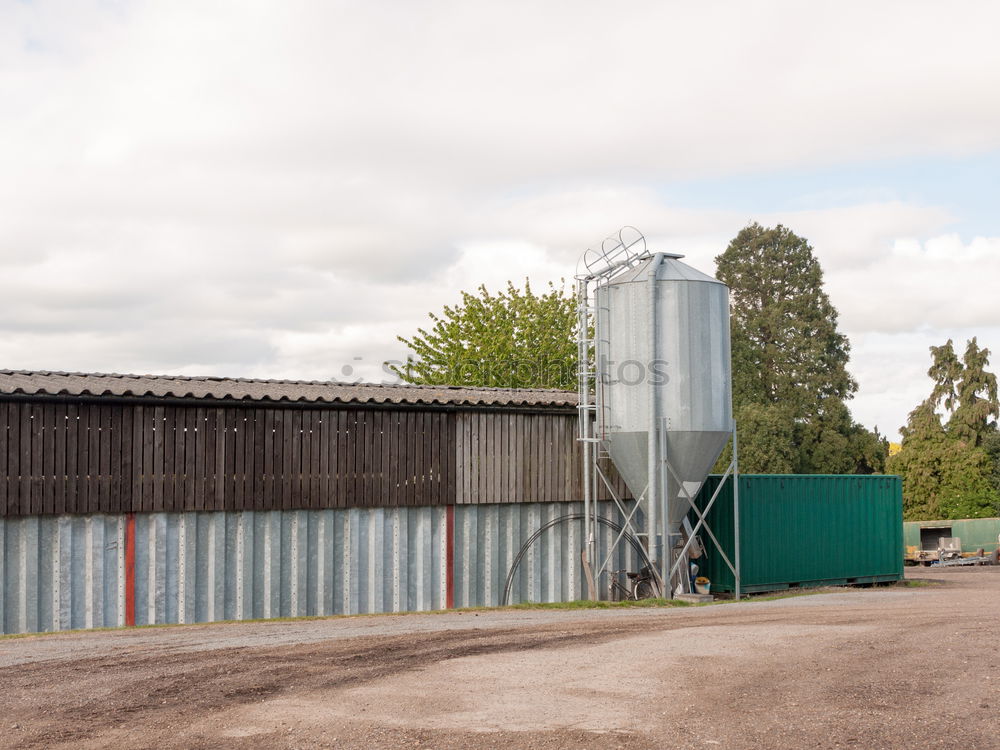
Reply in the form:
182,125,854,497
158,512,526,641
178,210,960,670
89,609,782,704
453,412,626,504
0,399,628,517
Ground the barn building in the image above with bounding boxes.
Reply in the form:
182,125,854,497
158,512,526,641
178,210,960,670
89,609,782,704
0,371,633,634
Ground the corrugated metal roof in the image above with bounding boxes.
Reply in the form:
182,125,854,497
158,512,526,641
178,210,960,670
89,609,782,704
0,370,578,408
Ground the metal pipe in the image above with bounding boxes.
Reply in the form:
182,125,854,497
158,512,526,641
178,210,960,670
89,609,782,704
646,253,665,593
576,277,596,600
733,423,741,600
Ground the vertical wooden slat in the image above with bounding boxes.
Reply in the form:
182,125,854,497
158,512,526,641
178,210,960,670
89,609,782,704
400,410,409,507
142,407,154,513
527,414,538,503
277,408,290,510
152,406,165,512
381,411,392,508
550,415,560,504
116,405,130,513
233,408,246,510
184,408,196,510
0,403,8,516
319,409,330,508
357,411,368,507
74,405,89,515
29,403,44,515
493,412,503,503
108,406,122,513
333,410,344,508
410,411,422,506
308,410,320,509
271,408,283,509
463,414,472,505
51,404,67,514
2,403,13,515
39,404,52,514
263,408,275,510
407,411,424,505
358,409,368,508
452,413,462,506
429,412,440,505
449,413,458,505
253,408,265,511
162,406,176,512
380,411,395,506
207,408,220,510
366,411,377,508
288,409,301,509
9,404,21,515
172,406,185,512
330,408,341,507
511,414,524,503
125,405,138,513
478,412,488,505
193,407,206,511
3,402,12,514
299,409,310,508
340,411,351,508
386,409,396,507
222,408,235,510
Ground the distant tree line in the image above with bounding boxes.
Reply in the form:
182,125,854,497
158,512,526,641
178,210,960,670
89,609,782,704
887,339,1000,520
392,223,999,520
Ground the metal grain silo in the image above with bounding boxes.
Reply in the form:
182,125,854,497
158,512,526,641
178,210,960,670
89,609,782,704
593,252,734,588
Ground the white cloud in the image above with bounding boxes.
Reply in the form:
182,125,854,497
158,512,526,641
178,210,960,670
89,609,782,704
1,1,999,443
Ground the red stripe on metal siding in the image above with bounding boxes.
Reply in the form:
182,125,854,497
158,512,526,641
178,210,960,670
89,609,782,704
125,513,136,626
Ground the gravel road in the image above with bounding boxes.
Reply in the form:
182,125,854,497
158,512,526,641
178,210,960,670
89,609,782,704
1,567,998,749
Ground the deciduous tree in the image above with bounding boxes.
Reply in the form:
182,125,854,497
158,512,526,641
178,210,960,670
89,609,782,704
389,280,577,389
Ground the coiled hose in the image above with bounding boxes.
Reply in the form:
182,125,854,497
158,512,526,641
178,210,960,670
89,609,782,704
500,513,654,606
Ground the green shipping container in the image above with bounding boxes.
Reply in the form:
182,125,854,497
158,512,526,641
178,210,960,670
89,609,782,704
903,518,1000,554
693,474,904,593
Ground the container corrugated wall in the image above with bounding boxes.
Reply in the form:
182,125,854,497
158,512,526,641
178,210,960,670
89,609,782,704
1,501,632,635
903,518,1000,554
696,475,904,593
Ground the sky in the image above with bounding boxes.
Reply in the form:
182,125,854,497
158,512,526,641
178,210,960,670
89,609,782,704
2,0,999,440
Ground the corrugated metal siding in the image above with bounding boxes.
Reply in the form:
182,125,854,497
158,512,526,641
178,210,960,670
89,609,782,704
1,515,124,633
130,507,450,625
903,518,1000,554
452,501,640,606
696,475,904,593
1,501,636,634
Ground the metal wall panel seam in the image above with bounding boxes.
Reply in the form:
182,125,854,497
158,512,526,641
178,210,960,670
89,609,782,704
0,519,6,633
392,508,405,612
53,516,65,631
436,506,447,610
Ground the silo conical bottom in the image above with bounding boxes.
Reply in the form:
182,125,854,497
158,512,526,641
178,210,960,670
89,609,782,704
606,430,731,532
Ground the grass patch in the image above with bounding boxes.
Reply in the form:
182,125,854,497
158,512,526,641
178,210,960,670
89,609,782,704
895,578,938,588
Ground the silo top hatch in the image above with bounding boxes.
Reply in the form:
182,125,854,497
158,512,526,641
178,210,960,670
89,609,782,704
608,254,723,285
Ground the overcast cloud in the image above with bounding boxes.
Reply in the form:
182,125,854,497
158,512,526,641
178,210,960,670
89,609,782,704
2,0,999,439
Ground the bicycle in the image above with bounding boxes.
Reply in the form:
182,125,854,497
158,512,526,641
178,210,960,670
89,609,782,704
609,565,659,601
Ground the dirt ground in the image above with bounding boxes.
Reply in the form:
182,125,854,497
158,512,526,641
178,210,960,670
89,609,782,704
1,567,999,750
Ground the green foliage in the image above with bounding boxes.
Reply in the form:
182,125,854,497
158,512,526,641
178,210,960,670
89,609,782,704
888,338,1000,520
389,280,577,389
715,223,884,474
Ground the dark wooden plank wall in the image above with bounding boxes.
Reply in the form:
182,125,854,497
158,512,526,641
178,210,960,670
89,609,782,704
452,412,629,505
0,400,622,517
1,401,453,516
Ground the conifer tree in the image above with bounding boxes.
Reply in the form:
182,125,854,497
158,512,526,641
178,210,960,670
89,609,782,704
715,223,882,474
888,338,1000,519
